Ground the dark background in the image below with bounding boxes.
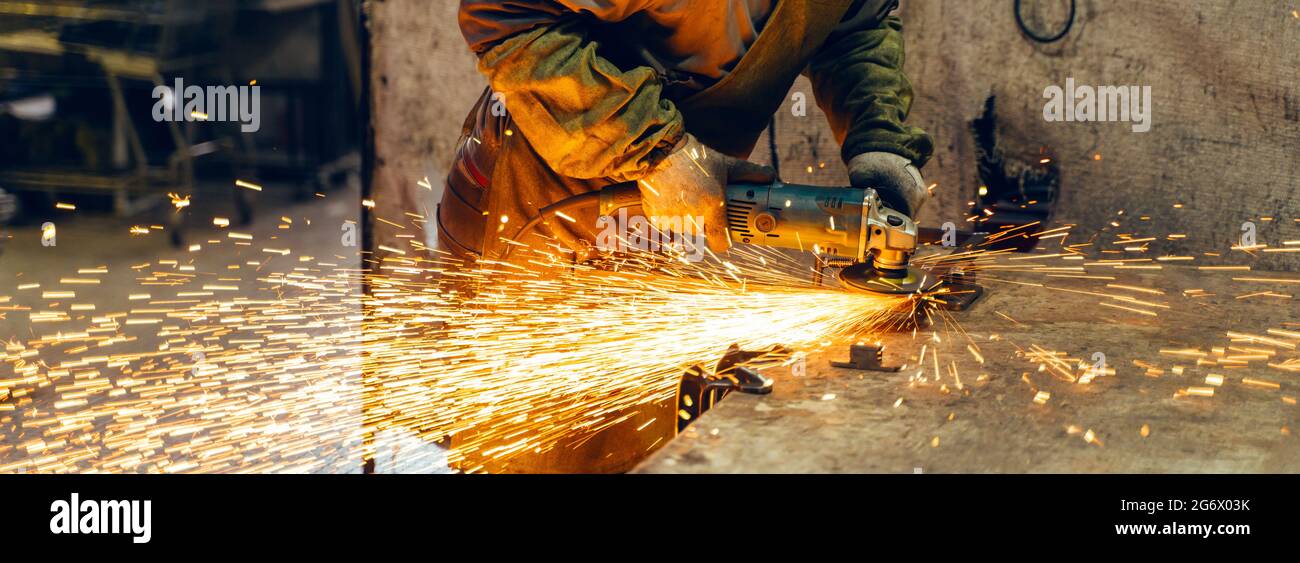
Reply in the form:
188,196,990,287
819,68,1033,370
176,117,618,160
0,474,1280,553
0,0,361,237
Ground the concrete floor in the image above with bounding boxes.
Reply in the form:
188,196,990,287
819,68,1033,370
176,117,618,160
637,263,1300,473
4,184,1298,474
0,180,372,473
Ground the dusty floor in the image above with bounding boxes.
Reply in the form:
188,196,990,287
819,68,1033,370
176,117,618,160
4,185,1297,474
638,262,1300,473
0,180,369,473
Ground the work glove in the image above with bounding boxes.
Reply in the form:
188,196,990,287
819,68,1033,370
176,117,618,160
847,152,928,218
640,134,776,253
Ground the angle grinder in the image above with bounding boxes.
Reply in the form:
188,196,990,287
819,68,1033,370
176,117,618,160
507,180,936,296
716,181,932,295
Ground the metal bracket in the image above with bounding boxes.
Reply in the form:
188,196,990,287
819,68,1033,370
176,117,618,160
932,280,985,311
676,344,785,431
830,342,901,372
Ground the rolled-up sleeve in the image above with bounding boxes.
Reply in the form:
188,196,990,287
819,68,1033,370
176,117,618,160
807,0,934,167
459,1,685,182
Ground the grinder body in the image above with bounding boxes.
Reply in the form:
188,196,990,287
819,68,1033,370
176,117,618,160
724,182,918,274
594,180,924,293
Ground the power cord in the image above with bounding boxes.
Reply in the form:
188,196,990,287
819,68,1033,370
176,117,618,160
1014,0,1076,43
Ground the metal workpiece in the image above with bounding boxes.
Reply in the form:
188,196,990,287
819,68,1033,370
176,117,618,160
830,342,901,372
675,343,786,432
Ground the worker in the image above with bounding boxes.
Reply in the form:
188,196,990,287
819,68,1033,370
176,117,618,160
439,0,934,472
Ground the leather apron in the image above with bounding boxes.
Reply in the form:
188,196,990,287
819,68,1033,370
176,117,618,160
438,0,855,473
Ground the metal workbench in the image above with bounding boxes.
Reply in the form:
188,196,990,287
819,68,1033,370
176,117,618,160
635,264,1300,473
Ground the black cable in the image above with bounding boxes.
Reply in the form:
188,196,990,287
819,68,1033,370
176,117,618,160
496,190,604,262
766,116,781,178
1014,0,1076,43
357,0,376,476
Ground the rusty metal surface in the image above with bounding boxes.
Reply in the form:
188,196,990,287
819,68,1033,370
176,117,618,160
636,264,1300,473
901,0,1300,271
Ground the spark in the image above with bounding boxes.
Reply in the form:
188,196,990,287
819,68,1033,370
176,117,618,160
1241,377,1280,391
168,193,191,210
0,235,907,473
1234,276,1300,284
6,191,1299,474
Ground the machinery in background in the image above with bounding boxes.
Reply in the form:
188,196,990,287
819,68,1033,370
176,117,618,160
970,96,1061,252
0,0,363,243
0,0,241,245
0,187,11,256
0,187,14,224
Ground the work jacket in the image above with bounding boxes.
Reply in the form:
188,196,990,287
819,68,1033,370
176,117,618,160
436,0,932,474
439,0,934,267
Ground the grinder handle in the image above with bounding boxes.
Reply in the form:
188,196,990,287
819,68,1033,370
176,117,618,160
599,183,643,216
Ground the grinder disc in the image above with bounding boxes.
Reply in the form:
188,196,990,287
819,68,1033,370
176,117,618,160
838,263,938,295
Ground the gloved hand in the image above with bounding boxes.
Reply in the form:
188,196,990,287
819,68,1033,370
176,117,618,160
640,134,776,253
847,152,929,218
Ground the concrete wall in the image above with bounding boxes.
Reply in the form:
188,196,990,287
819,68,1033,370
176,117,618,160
369,0,1300,268
902,0,1300,269
367,0,483,251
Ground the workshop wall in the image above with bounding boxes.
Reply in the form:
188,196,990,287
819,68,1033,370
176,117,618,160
367,0,483,252
902,0,1300,269
369,0,1300,270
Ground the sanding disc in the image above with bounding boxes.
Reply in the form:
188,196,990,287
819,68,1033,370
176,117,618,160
838,263,938,295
